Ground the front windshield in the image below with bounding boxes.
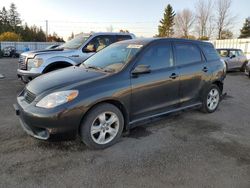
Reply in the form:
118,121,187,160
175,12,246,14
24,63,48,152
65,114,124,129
60,35,90,49
81,43,143,72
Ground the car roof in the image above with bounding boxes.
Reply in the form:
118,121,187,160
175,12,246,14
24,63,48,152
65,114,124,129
115,37,213,46
91,32,135,36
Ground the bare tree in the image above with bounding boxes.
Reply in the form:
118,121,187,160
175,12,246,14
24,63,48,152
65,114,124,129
216,0,235,39
106,25,113,32
195,0,214,39
175,9,195,38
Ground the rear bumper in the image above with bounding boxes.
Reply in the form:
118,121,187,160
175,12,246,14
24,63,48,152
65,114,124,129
13,97,84,140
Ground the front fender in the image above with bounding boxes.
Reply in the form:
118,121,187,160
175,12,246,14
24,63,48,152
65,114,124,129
43,56,77,68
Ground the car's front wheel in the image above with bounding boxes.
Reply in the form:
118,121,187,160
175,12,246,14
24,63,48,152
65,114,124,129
201,85,221,113
244,66,250,78
80,103,124,149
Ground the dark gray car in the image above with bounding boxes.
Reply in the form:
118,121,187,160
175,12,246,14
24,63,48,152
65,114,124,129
14,38,226,149
217,48,248,71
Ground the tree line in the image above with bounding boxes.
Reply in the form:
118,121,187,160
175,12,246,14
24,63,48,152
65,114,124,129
0,3,64,42
1,1,249,42
158,0,250,40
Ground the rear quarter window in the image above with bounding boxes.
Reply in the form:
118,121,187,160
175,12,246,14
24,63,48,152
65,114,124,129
201,44,220,61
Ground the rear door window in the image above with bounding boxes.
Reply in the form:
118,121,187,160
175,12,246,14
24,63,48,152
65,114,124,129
175,43,202,66
237,50,244,56
229,50,237,57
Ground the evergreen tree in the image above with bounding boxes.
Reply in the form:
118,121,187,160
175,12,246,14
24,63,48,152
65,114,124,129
158,4,176,37
0,7,11,33
68,32,74,40
239,18,250,38
8,3,21,30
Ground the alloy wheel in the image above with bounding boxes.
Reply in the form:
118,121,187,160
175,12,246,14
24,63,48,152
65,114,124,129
207,88,219,111
90,112,119,145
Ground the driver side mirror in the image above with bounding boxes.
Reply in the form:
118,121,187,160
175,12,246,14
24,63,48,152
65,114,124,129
230,54,236,59
132,64,151,75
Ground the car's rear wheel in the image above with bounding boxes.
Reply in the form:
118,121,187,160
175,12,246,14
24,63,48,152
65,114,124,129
80,103,124,149
240,62,248,72
201,85,221,113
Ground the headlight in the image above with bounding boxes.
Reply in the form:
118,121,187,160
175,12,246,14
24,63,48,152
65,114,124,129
27,58,44,70
36,90,79,109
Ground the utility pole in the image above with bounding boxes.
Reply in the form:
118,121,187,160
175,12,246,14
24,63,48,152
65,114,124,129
45,20,48,42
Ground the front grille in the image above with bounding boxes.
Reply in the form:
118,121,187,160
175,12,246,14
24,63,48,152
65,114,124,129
24,89,36,104
18,55,27,70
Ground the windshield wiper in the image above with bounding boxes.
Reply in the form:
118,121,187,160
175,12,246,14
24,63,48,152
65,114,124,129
86,65,104,71
81,63,115,73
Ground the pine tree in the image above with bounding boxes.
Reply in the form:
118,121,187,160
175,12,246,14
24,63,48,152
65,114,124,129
68,32,74,40
158,4,176,37
239,18,250,38
8,3,21,30
1,7,9,25
0,7,11,33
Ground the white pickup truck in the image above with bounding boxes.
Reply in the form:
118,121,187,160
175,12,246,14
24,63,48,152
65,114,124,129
17,32,135,82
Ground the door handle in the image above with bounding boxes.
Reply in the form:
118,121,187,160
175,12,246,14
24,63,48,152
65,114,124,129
202,67,208,72
169,73,178,79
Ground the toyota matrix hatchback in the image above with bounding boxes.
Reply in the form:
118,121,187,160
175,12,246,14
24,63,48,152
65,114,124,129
14,38,226,149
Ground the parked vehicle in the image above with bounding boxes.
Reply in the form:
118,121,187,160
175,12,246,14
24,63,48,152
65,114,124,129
45,44,60,50
244,61,250,77
17,32,135,82
14,38,226,149
3,46,19,58
217,48,248,71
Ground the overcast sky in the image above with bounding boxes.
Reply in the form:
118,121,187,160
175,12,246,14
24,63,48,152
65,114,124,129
0,0,249,40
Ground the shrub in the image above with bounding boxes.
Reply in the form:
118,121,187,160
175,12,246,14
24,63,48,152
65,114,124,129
0,32,22,41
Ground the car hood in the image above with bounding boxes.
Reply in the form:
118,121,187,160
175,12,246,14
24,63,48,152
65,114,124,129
21,48,76,59
26,66,106,95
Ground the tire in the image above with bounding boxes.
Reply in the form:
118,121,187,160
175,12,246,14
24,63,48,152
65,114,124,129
201,84,221,113
225,62,228,72
240,63,246,72
80,103,124,149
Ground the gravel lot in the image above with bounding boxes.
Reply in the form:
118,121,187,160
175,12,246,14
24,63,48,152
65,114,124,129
0,58,250,188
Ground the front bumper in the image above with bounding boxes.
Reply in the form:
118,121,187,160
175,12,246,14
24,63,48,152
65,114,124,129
14,95,84,140
244,63,250,76
17,69,41,82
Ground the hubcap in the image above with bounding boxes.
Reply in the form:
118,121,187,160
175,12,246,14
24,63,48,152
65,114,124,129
90,112,119,145
207,88,219,111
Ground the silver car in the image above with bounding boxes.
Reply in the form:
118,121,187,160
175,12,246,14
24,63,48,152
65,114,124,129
217,48,248,72
17,32,135,82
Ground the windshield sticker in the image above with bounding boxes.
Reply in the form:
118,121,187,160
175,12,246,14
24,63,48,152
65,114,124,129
127,44,143,49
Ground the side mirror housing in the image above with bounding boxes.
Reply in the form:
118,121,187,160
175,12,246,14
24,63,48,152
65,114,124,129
132,64,151,75
230,55,236,59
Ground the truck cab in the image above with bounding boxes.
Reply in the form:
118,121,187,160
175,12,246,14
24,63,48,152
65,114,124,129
17,32,135,82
